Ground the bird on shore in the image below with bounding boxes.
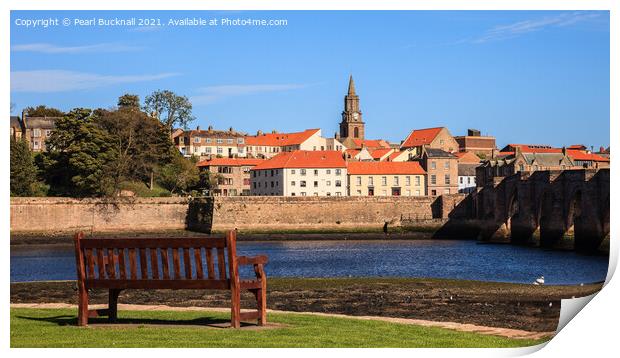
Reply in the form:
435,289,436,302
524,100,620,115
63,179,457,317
533,276,545,285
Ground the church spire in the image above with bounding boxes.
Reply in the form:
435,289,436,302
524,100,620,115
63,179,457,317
348,75,356,95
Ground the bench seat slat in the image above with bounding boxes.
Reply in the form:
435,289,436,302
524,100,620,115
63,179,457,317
206,248,215,279
80,237,226,249
139,248,148,279
118,249,127,280
161,248,170,280
194,248,204,279
128,248,137,280
85,248,95,279
183,248,192,279
107,248,117,279
217,248,227,280
150,248,160,279
172,248,181,279
84,279,230,290
96,248,106,279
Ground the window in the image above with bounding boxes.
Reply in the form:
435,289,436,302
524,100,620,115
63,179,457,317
33,129,41,137
206,138,212,144
382,190,387,196
406,190,411,196
227,138,233,144
460,177,463,184
326,192,331,196
300,169,306,176
301,192,307,196
194,137,200,143
314,181,318,187
291,193,296,196
381,176,387,186
336,192,342,196
270,170,274,177
444,189,450,194
291,181,296,186
217,138,223,144
313,146,317,150
206,147,212,154
291,169,296,174
357,190,362,195
314,169,319,176
440,139,444,145
217,147,223,154
326,169,331,174
335,169,341,175
444,161,450,169
237,138,244,144
253,182,256,189
519,164,524,172
368,177,373,186
300,181,306,187
238,147,244,154
393,176,399,186
445,175,451,185
314,192,318,196
431,175,436,185
335,180,342,187
405,176,411,186
326,181,331,186
415,190,421,196
356,176,362,185
271,181,274,188
431,161,436,170
194,147,200,153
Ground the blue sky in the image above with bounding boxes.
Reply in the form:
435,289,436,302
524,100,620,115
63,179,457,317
10,10,610,149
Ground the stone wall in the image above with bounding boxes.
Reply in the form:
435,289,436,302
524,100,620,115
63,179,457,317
11,195,471,235
10,197,190,234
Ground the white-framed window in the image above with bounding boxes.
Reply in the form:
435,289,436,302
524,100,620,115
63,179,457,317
415,190,421,196
300,181,306,187
335,180,341,187
381,176,387,186
217,147,223,154
405,176,411,186
291,181,296,186
326,181,331,186
291,169,296,174
431,161,436,170
356,176,362,185
206,138,212,144
238,147,244,153
431,175,436,185
301,192,307,196
300,169,306,176
357,190,362,195
194,137,200,143
314,169,319,176
227,138,233,144
33,129,41,137
33,141,40,149
444,189,450,194
415,176,420,186
368,177,373,186
393,176,399,186
194,147,200,153
336,192,342,196
313,192,318,196
326,169,331,174
445,174,451,185
406,190,411,196
444,161,450,169
205,147,212,154
237,138,244,144
335,169,341,175
217,138,223,144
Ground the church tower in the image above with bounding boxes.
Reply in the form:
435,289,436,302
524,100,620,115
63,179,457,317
339,75,365,141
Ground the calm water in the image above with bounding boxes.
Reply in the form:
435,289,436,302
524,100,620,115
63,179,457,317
10,240,608,285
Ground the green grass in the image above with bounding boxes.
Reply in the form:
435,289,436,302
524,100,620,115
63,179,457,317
10,308,548,348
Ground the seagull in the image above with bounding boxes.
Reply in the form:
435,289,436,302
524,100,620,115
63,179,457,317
533,276,545,285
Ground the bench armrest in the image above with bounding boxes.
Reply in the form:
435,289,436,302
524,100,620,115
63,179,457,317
237,255,268,266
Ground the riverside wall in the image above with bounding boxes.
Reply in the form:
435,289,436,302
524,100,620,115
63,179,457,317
11,195,472,235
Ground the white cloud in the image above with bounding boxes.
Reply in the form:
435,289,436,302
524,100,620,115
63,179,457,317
11,42,143,54
191,84,309,104
11,70,179,93
472,11,600,44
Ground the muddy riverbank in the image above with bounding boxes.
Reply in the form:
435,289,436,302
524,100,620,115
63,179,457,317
10,278,602,332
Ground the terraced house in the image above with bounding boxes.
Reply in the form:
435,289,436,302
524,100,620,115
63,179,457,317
173,126,247,159
347,161,426,196
196,157,265,196
250,150,347,196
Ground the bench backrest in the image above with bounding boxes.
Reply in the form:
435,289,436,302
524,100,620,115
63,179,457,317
74,230,238,288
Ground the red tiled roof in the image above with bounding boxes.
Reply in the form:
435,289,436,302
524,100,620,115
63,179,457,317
456,151,481,164
345,149,361,157
504,144,562,153
251,150,347,170
401,127,444,148
567,150,610,162
244,129,319,147
369,148,393,160
352,139,391,149
347,161,426,175
387,151,403,161
568,144,587,150
196,158,265,167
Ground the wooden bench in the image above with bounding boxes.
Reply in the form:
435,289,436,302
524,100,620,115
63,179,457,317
73,230,267,328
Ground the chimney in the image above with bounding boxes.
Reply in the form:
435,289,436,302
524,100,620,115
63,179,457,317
271,129,277,134
257,130,263,136
196,125,200,131
229,127,233,132
562,146,567,156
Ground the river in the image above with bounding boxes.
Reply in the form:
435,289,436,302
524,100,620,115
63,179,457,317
10,240,608,285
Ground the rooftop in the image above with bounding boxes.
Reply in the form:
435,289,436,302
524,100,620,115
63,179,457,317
196,158,265,167
252,150,346,170
245,129,320,147
347,161,426,175
401,127,444,148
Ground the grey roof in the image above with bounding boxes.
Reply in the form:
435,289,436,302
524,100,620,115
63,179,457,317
24,116,57,129
458,163,479,176
424,148,457,158
10,116,21,128
522,153,574,167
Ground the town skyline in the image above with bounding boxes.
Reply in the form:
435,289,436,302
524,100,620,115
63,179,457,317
10,10,610,148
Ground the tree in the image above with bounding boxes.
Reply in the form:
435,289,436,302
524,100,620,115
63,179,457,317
156,151,200,194
195,169,222,195
10,138,47,196
24,105,65,117
144,90,195,132
96,101,174,192
41,108,116,197
117,93,141,110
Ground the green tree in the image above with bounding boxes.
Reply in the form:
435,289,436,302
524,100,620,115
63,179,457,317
156,152,200,194
117,93,141,110
96,101,174,191
24,105,65,117
196,169,222,195
41,108,116,197
144,90,195,132
10,138,47,196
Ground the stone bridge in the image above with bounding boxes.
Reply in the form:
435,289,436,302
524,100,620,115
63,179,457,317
474,168,609,251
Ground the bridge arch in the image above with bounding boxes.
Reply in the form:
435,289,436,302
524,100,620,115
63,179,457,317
539,189,563,247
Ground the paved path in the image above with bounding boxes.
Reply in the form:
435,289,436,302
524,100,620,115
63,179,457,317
11,302,554,340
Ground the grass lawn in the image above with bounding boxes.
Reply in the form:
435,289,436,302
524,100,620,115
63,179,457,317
10,308,548,348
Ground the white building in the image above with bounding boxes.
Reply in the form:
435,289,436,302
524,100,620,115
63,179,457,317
250,150,347,196
456,152,480,194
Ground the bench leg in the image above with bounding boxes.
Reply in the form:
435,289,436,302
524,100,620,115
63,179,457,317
230,287,241,328
251,288,267,326
77,285,89,326
108,289,122,322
